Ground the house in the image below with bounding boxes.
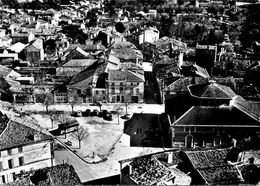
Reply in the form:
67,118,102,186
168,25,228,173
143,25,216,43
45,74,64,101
52,84,68,103
13,163,80,186
55,34,70,56
67,60,108,103
0,65,21,79
23,38,44,63
0,49,19,64
179,149,243,185
11,32,35,44
195,44,217,74
171,105,260,148
7,42,27,55
56,59,97,78
107,69,145,103
163,77,208,118
124,113,172,147
138,27,160,45
119,150,191,185
109,48,143,67
0,112,54,184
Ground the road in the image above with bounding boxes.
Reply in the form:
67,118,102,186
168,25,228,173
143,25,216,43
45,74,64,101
15,103,165,115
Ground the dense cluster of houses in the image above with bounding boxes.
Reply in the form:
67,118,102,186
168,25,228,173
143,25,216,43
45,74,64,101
0,0,260,185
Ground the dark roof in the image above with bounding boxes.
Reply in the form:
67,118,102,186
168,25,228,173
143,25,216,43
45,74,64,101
173,106,260,127
111,48,143,60
69,60,107,85
181,149,242,185
15,164,81,186
108,70,144,82
121,150,190,185
188,82,236,99
230,96,260,122
163,77,208,92
0,120,52,150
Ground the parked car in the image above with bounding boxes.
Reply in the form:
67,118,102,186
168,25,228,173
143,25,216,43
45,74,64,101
103,112,113,121
90,109,99,116
121,114,131,120
82,109,91,117
98,110,108,117
65,140,72,146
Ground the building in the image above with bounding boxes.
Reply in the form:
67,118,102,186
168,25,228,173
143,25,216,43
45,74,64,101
179,149,243,185
171,105,260,148
119,150,191,185
0,112,54,184
187,81,237,106
138,27,159,45
107,69,145,103
124,113,172,147
20,38,44,64
13,163,80,186
11,32,35,44
195,44,217,74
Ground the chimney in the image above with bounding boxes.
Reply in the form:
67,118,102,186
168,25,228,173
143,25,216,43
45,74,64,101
178,52,184,67
129,164,133,175
168,152,173,164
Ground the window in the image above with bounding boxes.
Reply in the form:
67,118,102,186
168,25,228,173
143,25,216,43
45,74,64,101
1,175,5,184
102,90,105,94
120,82,123,86
0,162,2,170
0,151,1,157
111,82,115,86
7,149,12,156
95,90,99,95
130,88,133,94
18,157,24,166
119,87,124,93
111,87,115,94
137,82,139,85
136,88,140,94
8,159,14,169
18,147,23,153
130,82,133,86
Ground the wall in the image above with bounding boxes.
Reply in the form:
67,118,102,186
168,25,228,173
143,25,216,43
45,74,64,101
108,81,144,103
0,141,53,184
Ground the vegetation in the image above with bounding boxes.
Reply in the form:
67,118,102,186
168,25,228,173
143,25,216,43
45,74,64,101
70,126,88,149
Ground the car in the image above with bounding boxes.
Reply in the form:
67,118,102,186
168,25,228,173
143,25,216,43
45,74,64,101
121,114,131,120
82,109,91,117
103,112,113,121
98,110,108,117
90,109,99,116
65,140,72,146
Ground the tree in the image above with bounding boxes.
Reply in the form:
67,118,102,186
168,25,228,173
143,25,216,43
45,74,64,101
57,114,76,138
43,93,54,113
68,93,80,113
96,101,102,112
70,126,88,149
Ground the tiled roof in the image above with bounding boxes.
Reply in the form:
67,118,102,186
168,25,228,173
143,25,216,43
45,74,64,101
0,65,12,78
69,60,107,85
0,119,52,150
111,48,143,60
188,82,236,99
62,59,97,67
108,70,144,82
121,150,191,185
230,96,260,122
14,164,80,186
181,149,242,185
173,106,260,127
163,77,208,92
